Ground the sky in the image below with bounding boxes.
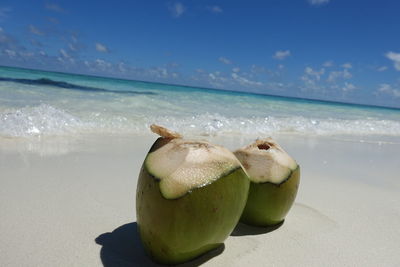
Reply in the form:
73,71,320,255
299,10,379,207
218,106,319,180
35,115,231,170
0,0,400,108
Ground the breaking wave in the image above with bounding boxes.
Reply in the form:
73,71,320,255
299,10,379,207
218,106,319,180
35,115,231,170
1,104,399,139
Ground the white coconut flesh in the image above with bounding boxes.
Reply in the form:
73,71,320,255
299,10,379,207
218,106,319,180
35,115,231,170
234,138,298,184
146,125,242,199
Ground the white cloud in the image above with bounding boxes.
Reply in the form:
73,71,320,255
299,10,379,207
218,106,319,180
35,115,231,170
300,66,357,96
300,67,327,93
232,67,240,73
94,59,112,71
29,25,44,36
95,43,109,53
80,60,180,80
322,61,333,67
68,43,77,51
342,62,352,69
302,67,339,92
342,82,356,92
208,73,217,80
305,67,325,80
117,62,127,73
147,67,177,79
59,49,69,58
378,83,391,93
377,66,388,72
231,73,262,86
273,50,291,60
71,35,78,43
327,69,352,82
207,6,223,13
205,71,228,87
378,83,400,98
301,75,322,92
218,57,232,65
377,83,400,98
385,51,400,71
4,49,16,58
169,2,185,18
308,0,330,6
59,49,75,64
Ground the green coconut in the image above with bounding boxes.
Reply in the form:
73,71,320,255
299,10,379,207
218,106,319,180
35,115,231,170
234,138,300,227
136,125,250,264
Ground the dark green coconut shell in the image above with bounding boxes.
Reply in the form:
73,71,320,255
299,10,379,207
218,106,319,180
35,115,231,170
240,166,300,227
136,138,250,264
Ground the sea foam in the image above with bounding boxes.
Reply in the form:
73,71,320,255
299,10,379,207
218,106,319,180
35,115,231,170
1,104,399,139
0,104,84,137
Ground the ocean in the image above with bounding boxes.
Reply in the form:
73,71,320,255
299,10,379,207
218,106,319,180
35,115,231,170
1,66,399,141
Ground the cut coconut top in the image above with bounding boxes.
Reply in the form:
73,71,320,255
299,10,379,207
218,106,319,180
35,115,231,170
146,125,242,199
234,138,298,184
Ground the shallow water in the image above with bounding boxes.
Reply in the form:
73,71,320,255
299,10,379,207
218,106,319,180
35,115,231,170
1,66,399,141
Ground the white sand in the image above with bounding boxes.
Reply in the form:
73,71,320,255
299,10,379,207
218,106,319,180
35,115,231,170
1,134,399,266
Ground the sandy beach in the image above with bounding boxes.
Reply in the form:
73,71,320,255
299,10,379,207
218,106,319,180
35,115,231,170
0,133,399,266
2,0,400,265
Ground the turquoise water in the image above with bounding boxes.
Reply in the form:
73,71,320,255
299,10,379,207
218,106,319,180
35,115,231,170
0,66,399,139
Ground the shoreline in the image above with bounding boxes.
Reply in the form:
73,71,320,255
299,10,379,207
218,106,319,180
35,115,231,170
1,132,399,156
1,133,399,266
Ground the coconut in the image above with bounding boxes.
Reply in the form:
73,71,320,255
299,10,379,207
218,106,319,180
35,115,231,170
234,138,300,227
136,125,250,264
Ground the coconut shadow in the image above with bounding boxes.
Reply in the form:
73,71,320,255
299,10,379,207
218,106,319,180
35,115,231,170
230,221,284,236
95,222,225,267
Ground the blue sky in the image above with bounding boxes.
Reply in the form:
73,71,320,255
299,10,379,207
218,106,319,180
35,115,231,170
0,0,400,108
